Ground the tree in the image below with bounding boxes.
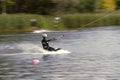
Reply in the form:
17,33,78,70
0,0,15,14
116,0,120,9
13,0,56,15
101,0,116,11
6,0,15,13
76,0,97,13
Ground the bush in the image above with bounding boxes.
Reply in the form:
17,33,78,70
61,13,120,29
0,13,120,34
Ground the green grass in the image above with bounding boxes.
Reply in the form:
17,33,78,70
0,13,120,34
61,13,120,29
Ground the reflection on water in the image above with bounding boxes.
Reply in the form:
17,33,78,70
0,26,120,80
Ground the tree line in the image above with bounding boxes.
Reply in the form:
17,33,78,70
0,0,120,15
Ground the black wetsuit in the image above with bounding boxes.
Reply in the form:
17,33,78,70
41,37,60,51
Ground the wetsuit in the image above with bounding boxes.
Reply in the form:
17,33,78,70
41,37,60,51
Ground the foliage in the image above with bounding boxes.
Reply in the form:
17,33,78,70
0,0,115,15
0,0,120,14
0,13,120,33
101,0,116,11
76,0,98,13
13,0,57,14
116,0,120,9
62,13,120,29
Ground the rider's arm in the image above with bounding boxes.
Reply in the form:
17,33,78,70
47,38,57,42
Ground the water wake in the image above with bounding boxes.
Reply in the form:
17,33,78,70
32,29,51,33
18,43,70,55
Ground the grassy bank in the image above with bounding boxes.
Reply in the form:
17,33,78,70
0,13,120,33
0,14,65,34
62,13,120,29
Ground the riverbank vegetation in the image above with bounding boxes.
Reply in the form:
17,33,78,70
0,13,120,33
0,0,119,14
0,0,120,33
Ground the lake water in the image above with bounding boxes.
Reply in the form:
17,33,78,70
0,26,120,80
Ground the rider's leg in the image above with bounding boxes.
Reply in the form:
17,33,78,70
47,47,56,51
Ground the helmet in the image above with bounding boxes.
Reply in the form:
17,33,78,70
42,33,47,37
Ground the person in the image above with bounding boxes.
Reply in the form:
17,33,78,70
41,33,60,51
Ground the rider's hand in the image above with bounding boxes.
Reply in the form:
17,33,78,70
52,38,57,41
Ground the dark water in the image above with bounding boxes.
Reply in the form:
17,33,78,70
0,26,120,80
